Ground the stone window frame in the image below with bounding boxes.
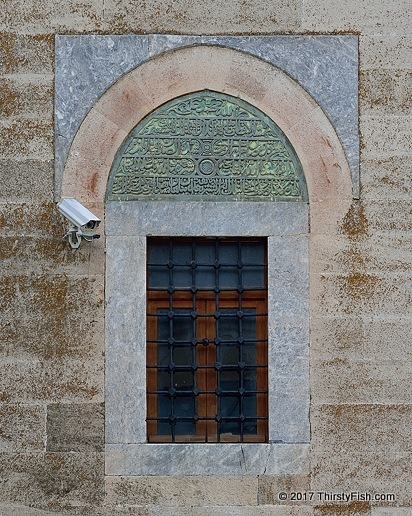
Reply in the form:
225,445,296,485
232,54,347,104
105,200,310,475
57,43,354,476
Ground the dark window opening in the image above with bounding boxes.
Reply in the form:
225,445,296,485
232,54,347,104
147,237,268,443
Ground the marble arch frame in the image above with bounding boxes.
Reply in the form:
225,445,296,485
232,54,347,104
60,44,353,476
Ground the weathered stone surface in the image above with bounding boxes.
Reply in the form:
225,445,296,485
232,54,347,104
311,358,412,404
0,34,54,74
311,404,412,454
258,475,311,505
311,316,412,363
360,70,412,116
0,1,104,33
372,509,412,516
311,451,410,506
361,157,412,200
106,202,309,237
106,443,310,476
0,273,104,361
0,119,53,160
312,272,412,317
103,0,302,34
0,75,53,120
0,160,54,201
314,503,370,515
0,452,104,508
105,475,258,506
0,504,65,515
0,357,103,403
360,35,412,70
47,403,104,452
303,0,411,33
360,115,412,160
0,404,46,452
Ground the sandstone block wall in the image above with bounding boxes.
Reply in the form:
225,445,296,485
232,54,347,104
0,1,411,514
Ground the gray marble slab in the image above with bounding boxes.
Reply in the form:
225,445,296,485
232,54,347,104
106,443,310,476
105,201,309,237
55,35,359,199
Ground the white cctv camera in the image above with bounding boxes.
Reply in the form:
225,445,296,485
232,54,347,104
57,198,101,249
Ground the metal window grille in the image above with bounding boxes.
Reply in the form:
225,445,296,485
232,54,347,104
146,237,268,443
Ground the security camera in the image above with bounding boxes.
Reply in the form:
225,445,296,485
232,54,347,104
57,198,101,249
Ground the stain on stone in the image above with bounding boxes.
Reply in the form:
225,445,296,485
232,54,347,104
338,272,379,302
314,501,370,514
341,201,368,241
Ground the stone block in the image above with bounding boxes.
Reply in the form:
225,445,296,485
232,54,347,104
0,404,46,452
360,70,412,116
0,273,104,361
0,357,103,403
361,157,412,200
311,232,412,275
169,508,314,515
105,202,309,237
106,443,309,476
311,404,412,455
0,76,53,120
0,0,103,33
310,316,412,363
103,0,302,34
46,403,104,452
360,115,412,160
302,0,411,33
360,35,412,70
0,119,53,160
310,358,412,404
311,451,410,506
311,271,412,317
314,503,370,515
0,452,104,508
258,475,311,505
0,504,64,515
0,34,54,75
0,160,53,201
105,475,258,506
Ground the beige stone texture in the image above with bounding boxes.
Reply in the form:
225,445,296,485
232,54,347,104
0,119,53,160
302,0,411,33
0,34,54,75
46,402,104,452
0,404,46,452
360,115,412,161
310,358,412,405
0,160,54,201
311,450,410,506
258,475,311,505
0,0,104,33
102,0,302,34
105,476,258,506
311,404,412,455
0,75,54,120
0,452,104,509
311,316,412,363
360,35,412,71
361,157,412,200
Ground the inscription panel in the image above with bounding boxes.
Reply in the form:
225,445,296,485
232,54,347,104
107,91,307,201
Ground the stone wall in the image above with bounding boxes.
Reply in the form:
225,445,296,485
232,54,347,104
0,1,411,515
